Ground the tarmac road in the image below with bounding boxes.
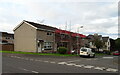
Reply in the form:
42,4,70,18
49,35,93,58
2,53,119,73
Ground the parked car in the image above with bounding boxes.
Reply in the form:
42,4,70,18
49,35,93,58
112,51,120,56
79,47,95,58
71,50,75,54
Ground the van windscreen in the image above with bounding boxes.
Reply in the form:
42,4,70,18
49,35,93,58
81,49,87,52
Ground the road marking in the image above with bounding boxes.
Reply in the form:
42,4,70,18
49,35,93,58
103,57,113,59
106,68,118,72
66,63,76,66
83,65,94,68
23,68,29,71
68,60,80,62
44,61,49,63
10,56,118,72
35,60,40,61
94,67,105,70
11,56,14,57
31,71,39,73
20,68,39,73
74,65,84,67
16,57,20,58
50,62,56,64
58,62,67,65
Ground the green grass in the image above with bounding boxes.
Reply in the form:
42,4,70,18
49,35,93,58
0,51,78,56
0,51,110,56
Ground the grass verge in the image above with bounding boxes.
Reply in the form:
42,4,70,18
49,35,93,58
0,51,78,56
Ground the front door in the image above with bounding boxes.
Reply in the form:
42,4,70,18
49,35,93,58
38,43,42,52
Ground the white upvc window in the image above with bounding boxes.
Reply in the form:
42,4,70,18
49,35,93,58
44,42,53,50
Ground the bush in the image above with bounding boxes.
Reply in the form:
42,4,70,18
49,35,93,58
57,47,67,54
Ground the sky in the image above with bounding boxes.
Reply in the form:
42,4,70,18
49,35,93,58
0,0,119,39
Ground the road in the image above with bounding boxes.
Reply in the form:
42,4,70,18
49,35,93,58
2,53,119,73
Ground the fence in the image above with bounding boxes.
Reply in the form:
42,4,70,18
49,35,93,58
0,44,14,51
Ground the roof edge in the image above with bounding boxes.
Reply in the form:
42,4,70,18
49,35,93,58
13,20,37,31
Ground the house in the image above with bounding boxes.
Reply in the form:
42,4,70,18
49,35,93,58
13,20,57,53
102,37,110,51
0,32,14,51
55,29,86,53
87,34,111,52
13,20,86,53
109,38,116,52
87,34,102,50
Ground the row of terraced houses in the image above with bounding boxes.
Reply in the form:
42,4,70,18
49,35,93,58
0,20,114,53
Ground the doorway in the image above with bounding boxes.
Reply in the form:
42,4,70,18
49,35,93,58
38,43,42,52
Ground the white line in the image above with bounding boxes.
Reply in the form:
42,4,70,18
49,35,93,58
83,65,94,68
106,68,118,72
31,71,39,73
58,62,67,65
94,67,105,70
23,68,29,71
66,63,76,66
16,57,20,58
50,62,56,64
74,65,84,67
68,60,80,62
19,68,29,72
103,57,113,59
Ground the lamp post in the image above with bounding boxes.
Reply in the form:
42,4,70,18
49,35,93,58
76,26,83,55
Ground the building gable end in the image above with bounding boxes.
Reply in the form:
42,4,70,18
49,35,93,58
13,20,37,31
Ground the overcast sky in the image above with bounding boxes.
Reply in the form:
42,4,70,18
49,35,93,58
0,0,119,39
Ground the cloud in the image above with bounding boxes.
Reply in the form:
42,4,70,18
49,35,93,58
0,1,118,39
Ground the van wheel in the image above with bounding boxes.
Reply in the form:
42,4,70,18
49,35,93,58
88,54,90,57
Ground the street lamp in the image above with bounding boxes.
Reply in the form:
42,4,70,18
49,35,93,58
76,26,83,55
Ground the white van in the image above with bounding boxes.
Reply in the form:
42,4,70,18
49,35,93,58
79,47,95,58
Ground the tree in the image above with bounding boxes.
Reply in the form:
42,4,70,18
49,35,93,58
93,38,104,52
115,38,120,51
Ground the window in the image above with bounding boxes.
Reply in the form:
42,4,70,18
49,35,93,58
81,49,87,52
47,32,52,36
44,42,53,50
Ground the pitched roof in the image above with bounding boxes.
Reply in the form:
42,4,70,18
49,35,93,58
25,20,58,31
102,37,109,42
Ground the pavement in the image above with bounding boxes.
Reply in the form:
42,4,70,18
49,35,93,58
2,53,119,73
